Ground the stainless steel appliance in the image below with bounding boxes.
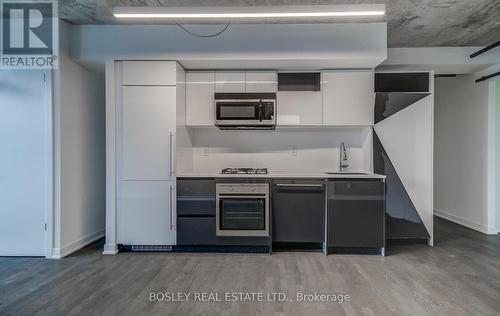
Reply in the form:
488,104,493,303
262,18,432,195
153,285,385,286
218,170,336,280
216,183,270,237
214,93,276,130
221,168,268,175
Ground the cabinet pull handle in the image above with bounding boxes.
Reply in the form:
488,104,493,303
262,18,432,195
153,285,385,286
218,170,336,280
170,186,175,230
276,184,324,187
169,131,175,177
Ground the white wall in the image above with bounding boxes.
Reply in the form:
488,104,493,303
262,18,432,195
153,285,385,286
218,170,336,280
434,75,497,234
186,127,372,174
71,23,386,70
53,21,106,258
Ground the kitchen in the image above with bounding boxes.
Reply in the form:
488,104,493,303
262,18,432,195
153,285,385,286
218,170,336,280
106,61,433,256
3,1,500,315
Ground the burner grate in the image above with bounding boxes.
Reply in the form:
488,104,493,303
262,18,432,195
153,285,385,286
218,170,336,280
221,168,268,175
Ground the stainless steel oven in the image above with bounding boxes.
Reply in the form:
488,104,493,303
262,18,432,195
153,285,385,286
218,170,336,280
214,93,276,130
216,183,270,237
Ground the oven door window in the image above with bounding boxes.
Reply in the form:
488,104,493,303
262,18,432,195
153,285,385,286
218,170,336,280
219,197,265,230
216,102,259,120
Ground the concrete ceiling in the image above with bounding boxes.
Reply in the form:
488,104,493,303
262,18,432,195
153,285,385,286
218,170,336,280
59,0,500,48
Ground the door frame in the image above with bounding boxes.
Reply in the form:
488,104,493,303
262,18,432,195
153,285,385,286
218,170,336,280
45,69,54,258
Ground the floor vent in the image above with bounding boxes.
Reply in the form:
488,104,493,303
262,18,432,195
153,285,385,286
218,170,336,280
131,245,173,252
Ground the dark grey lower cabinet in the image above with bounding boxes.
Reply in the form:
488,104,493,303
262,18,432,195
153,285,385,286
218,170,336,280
328,180,385,249
177,217,217,245
177,178,270,247
177,178,216,245
272,180,325,243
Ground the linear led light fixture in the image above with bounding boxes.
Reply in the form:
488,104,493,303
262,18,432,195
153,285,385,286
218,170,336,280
113,4,385,19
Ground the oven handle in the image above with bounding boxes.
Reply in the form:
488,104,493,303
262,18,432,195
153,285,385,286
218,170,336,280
217,195,267,199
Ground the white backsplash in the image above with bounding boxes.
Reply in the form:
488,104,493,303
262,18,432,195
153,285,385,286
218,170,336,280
186,127,373,174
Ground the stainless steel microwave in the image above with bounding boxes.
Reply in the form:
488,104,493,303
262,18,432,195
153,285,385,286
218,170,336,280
214,93,276,130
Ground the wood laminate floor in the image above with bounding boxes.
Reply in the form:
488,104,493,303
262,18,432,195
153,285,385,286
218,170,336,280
1,217,500,316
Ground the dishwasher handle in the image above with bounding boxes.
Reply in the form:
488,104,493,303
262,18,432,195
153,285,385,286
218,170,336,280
275,184,324,188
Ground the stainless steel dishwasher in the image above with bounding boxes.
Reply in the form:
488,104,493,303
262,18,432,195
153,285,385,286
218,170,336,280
271,180,326,244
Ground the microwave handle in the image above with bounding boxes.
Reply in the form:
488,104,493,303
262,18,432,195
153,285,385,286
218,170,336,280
258,102,263,122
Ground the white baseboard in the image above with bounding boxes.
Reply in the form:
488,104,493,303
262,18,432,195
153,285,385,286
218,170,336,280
51,229,105,259
103,243,118,255
47,252,62,259
434,209,497,235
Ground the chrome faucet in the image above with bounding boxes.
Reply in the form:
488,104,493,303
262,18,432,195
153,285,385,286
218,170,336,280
339,142,349,172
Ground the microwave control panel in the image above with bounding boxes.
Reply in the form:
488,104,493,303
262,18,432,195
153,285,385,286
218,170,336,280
262,102,275,119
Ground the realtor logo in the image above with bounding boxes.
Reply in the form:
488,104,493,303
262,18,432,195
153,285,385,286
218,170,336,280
1,0,58,69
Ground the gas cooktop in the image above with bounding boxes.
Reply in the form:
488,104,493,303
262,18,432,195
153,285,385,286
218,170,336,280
221,168,268,175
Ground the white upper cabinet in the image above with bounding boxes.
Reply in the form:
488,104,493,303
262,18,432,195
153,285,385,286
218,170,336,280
186,71,215,126
245,71,277,92
277,91,323,126
186,71,277,126
122,61,177,86
322,71,374,126
215,72,245,92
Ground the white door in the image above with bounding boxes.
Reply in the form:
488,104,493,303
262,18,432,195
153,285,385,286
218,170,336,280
215,72,245,92
118,85,177,245
0,70,48,256
121,86,176,181
277,91,323,126
117,181,176,245
186,71,215,126
245,71,277,92
322,71,374,126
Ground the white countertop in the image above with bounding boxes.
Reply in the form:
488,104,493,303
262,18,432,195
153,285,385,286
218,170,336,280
177,172,386,179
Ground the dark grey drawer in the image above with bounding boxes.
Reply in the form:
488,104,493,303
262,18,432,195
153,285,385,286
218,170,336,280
328,180,385,199
177,179,215,196
177,179,216,216
177,198,216,216
177,217,217,245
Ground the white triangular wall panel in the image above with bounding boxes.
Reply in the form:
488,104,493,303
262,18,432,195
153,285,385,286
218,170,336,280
374,95,433,241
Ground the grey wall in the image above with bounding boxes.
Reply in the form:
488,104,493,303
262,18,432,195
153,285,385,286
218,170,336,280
53,21,106,257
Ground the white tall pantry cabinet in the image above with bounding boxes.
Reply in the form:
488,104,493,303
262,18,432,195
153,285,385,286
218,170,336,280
114,61,184,246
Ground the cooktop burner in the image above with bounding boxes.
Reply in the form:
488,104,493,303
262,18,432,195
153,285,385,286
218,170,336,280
221,168,268,175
